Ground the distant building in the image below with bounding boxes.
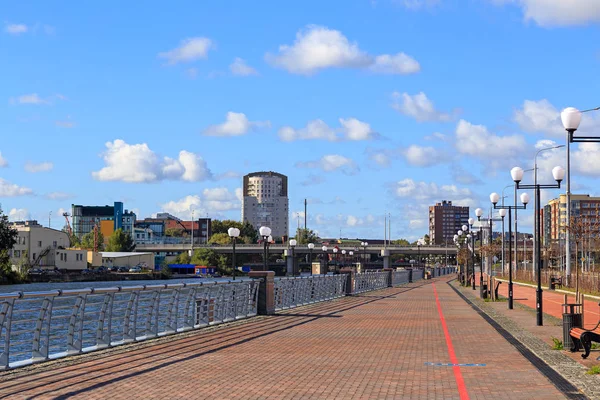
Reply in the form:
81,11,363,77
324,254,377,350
100,252,155,270
428,200,470,245
542,194,600,245
71,202,136,239
135,215,211,243
242,171,289,239
9,220,87,270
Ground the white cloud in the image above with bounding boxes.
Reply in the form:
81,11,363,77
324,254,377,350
455,119,528,166
409,219,427,229
9,93,49,105
424,132,447,141
265,25,419,76
514,99,600,137
8,208,30,221
278,120,337,142
92,139,212,183
514,99,563,136
46,192,73,200
300,174,326,186
229,57,259,76
279,117,376,142
369,151,392,167
4,23,27,35
392,92,453,122
215,171,241,180
0,152,7,167
0,179,33,197
24,161,53,173
572,143,600,176
370,53,420,75
339,118,377,140
158,37,214,65
203,112,270,137
493,0,600,26
296,154,359,175
403,145,448,167
161,188,240,220
393,178,476,207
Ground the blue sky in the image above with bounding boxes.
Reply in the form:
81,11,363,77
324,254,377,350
1,0,599,241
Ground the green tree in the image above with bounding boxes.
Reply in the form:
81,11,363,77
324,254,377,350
175,251,191,264
392,239,410,246
294,228,319,245
210,220,258,244
191,248,219,266
208,232,231,245
165,228,184,237
81,230,105,251
423,234,431,245
0,208,19,283
106,228,136,252
69,234,81,248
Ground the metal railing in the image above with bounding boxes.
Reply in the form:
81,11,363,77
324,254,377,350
354,272,389,294
273,275,347,311
392,270,410,286
0,279,260,370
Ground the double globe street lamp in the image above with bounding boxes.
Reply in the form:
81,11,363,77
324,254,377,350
259,226,272,271
227,227,241,280
491,192,530,309
511,165,565,326
289,239,297,276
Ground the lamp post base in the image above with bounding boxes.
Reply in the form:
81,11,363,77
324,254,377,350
508,281,513,309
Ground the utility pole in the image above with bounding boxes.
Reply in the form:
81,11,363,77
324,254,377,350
304,198,307,236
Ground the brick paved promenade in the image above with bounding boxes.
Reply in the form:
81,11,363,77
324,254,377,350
0,276,573,399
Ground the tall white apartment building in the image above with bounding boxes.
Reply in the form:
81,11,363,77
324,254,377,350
242,171,289,239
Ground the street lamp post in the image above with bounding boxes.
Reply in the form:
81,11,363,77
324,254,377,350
259,226,272,271
488,210,507,276
321,245,328,275
533,145,565,279
333,248,338,272
361,241,368,269
289,239,297,276
475,209,485,296
227,227,240,280
341,250,347,268
308,243,314,274
464,222,476,290
349,251,354,269
511,165,565,326
491,192,530,309
561,106,600,284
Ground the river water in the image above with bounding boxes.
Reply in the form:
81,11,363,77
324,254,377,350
0,277,225,295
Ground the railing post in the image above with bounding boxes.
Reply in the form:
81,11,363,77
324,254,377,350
407,268,413,283
339,268,355,295
248,271,275,315
383,268,393,287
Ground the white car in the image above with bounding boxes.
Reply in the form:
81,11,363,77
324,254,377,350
129,266,142,273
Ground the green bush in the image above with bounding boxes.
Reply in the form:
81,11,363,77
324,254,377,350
587,365,600,375
551,337,563,350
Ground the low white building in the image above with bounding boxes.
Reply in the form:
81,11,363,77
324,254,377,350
10,220,86,270
100,252,155,270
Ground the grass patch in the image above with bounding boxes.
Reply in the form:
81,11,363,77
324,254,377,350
551,337,564,350
591,343,600,350
587,365,600,375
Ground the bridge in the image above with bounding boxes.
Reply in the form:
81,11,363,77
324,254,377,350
134,243,457,256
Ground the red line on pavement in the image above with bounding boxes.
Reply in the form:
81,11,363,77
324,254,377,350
432,283,470,400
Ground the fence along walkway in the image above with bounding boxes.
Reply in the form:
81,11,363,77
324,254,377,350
0,280,260,369
0,267,456,370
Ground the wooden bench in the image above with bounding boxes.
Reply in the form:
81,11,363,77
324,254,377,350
570,322,600,359
550,276,563,289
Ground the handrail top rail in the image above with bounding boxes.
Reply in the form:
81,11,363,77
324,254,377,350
0,278,261,300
